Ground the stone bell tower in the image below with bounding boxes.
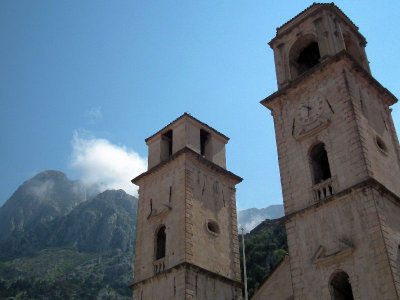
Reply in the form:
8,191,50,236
130,113,242,299
261,3,400,299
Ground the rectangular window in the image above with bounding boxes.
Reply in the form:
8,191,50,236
161,130,173,160
200,129,210,157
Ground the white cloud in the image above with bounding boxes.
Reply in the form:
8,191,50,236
239,216,265,233
29,180,55,199
70,132,147,196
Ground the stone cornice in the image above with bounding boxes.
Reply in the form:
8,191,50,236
280,177,400,223
260,51,398,110
270,3,365,47
129,262,244,291
131,147,242,185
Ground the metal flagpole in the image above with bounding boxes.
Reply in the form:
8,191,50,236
241,227,248,300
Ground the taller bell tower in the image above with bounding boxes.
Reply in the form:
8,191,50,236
262,4,400,299
130,113,242,299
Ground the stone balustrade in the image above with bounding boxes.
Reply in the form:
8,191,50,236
313,178,334,201
153,258,166,274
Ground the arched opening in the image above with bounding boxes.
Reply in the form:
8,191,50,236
155,226,166,260
289,35,321,79
297,42,320,71
310,143,331,184
330,271,354,300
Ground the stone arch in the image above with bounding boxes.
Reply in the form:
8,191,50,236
309,142,331,185
289,34,321,79
155,225,166,260
329,270,354,300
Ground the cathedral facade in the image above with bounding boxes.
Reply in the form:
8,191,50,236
131,3,400,300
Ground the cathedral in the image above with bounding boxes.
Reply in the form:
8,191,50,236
130,3,400,300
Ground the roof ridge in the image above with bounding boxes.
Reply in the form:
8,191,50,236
275,3,358,34
145,112,229,143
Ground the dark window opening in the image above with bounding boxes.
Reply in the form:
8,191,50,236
162,130,173,157
296,42,320,75
169,186,172,203
397,245,400,276
155,226,166,260
310,143,331,184
330,271,354,300
200,129,210,157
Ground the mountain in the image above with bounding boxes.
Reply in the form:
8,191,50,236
239,219,288,298
0,170,90,242
1,189,137,260
238,204,284,233
0,171,137,299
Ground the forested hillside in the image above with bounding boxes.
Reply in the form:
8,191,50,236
239,219,288,297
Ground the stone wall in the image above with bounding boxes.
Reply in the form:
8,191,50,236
133,264,242,300
133,156,187,282
184,157,241,281
286,186,398,299
251,255,293,300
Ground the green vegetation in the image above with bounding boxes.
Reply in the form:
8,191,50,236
0,248,133,299
239,219,288,297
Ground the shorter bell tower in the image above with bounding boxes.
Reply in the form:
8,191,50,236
130,113,242,300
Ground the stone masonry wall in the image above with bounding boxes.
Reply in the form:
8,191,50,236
251,255,293,300
133,157,186,282
375,189,400,298
270,59,370,215
185,157,241,281
286,186,398,299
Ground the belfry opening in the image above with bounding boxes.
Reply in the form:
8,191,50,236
310,143,331,184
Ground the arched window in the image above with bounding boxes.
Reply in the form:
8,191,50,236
310,143,331,184
289,35,321,79
155,226,166,260
330,271,354,300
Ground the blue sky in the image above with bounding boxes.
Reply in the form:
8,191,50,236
1,1,399,210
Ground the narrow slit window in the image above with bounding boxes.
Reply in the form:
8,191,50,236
155,226,166,260
162,130,173,158
200,129,210,157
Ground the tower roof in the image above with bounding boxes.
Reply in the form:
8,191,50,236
145,112,229,144
269,3,366,47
